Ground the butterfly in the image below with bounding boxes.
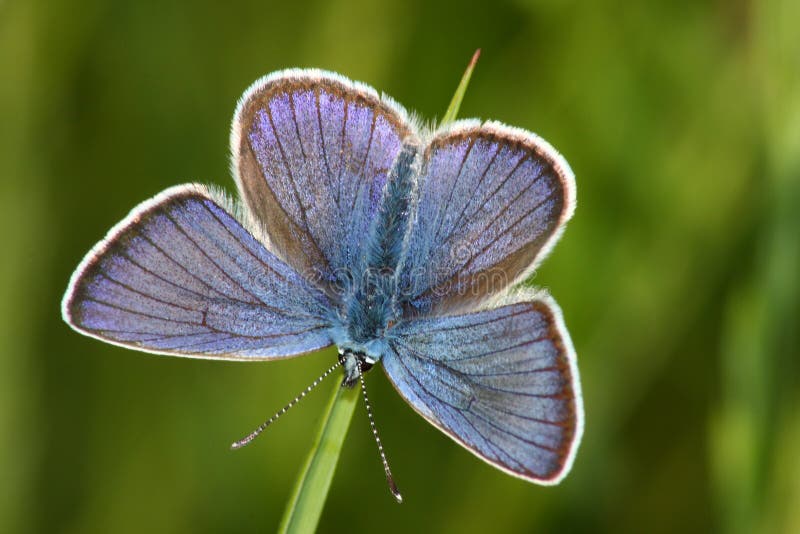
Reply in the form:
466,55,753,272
62,69,584,496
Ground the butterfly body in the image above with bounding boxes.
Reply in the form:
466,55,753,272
63,69,584,486
340,143,418,350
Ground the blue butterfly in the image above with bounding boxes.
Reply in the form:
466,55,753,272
62,69,583,496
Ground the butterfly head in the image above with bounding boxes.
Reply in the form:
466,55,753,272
339,348,376,388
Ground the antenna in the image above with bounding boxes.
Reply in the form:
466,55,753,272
231,360,342,450
358,360,403,503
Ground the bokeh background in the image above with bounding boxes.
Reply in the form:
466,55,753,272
1,0,798,532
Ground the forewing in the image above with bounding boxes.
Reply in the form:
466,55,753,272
400,121,575,316
232,69,416,293
62,185,333,360
382,297,583,484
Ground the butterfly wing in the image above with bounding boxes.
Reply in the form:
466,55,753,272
382,296,583,484
231,69,417,294
62,185,333,360
399,121,575,316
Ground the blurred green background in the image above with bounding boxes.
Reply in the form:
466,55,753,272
1,0,798,532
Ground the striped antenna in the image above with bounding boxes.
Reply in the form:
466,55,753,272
231,360,343,450
358,360,403,503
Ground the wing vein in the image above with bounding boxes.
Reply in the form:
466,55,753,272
288,92,308,160
397,306,528,336
458,188,559,274
390,344,526,470
265,104,327,265
126,236,250,304
198,201,291,285
335,100,349,212
95,272,199,313
433,136,476,244
466,409,561,453
459,152,531,232
442,142,501,243
85,297,204,327
314,88,338,213
164,212,261,303
350,111,377,216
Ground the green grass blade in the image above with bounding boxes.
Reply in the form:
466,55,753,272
278,379,359,534
440,49,481,126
